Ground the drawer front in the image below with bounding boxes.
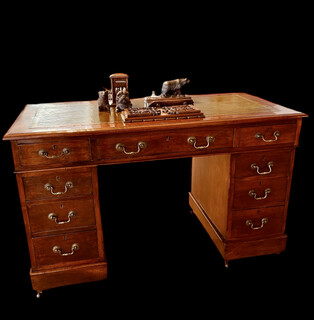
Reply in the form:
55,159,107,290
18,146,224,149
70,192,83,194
32,230,100,269
94,127,234,162
239,123,296,147
234,149,292,179
233,177,288,210
22,167,93,201
229,206,285,239
17,139,91,167
27,197,96,235
94,132,170,161
169,127,234,154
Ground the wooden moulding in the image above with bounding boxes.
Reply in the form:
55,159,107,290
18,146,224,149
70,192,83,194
224,236,287,261
30,261,108,292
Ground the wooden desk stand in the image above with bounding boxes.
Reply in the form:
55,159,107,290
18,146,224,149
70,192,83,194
3,93,307,297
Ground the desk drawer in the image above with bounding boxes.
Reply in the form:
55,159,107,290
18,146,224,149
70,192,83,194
27,197,96,235
234,149,292,179
169,127,233,154
94,132,169,161
32,230,100,270
17,139,91,168
22,167,94,201
232,177,288,210
229,206,285,239
239,123,296,147
94,127,233,162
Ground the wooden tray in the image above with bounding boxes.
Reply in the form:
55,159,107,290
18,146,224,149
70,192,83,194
144,96,194,108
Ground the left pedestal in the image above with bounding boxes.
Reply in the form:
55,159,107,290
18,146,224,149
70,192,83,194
15,165,107,297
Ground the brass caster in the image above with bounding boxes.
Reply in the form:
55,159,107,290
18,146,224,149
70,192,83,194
224,260,229,268
36,291,42,298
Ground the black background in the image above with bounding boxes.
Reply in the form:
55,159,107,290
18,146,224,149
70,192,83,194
1,4,313,316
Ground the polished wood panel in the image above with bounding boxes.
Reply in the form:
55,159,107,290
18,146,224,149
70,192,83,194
27,196,96,235
32,230,100,270
189,192,226,255
224,236,287,261
94,126,233,163
238,123,297,147
229,206,285,239
16,138,91,168
191,154,231,237
232,177,288,209
233,149,292,179
94,131,170,161
21,166,94,200
30,262,108,292
169,127,233,153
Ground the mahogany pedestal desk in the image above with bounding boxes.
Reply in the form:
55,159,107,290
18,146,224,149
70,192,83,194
3,93,307,297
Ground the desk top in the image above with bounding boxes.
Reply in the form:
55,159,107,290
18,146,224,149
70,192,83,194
3,93,307,140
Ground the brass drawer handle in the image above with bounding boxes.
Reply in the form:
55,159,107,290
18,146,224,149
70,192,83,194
187,135,215,149
251,161,274,175
248,188,271,200
246,217,268,230
48,210,76,224
38,148,70,158
255,131,280,142
44,181,74,195
52,243,79,256
115,141,147,155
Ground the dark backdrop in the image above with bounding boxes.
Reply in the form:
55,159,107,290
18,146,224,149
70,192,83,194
1,5,313,316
